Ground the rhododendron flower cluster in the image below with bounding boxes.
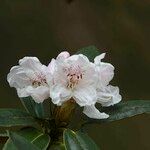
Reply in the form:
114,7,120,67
7,52,121,119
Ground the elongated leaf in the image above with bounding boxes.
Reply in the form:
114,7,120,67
64,129,99,150
0,109,37,127
8,131,40,150
32,134,50,150
21,97,45,119
75,131,99,150
76,45,100,62
3,128,50,150
64,129,81,150
83,100,150,125
3,128,41,150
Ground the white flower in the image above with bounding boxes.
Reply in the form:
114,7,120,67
7,51,121,120
47,52,109,119
7,57,49,103
94,53,122,107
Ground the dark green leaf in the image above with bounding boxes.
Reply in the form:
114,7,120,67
63,129,99,150
0,109,37,127
83,100,150,126
75,131,99,150
21,97,45,119
8,131,40,150
64,129,81,150
76,45,100,62
3,128,50,150
34,103,45,119
3,128,41,150
32,134,50,150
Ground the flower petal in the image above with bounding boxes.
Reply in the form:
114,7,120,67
96,62,114,87
97,85,122,107
79,63,97,87
7,66,30,88
56,51,70,60
19,57,39,65
26,86,50,103
94,53,106,65
73,86,97,106
83,105,109,119
47,59,57,75
50,85,72,106
17,88,29,98
66,54,90,67
19,57,45,72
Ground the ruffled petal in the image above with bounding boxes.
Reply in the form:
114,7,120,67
50,85,72,106
73,86,97,106
83,105,109,119
97,85,122,107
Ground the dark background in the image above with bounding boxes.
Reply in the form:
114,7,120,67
0,0,150,149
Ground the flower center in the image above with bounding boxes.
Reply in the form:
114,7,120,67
31,73,47,88
65,65,83,89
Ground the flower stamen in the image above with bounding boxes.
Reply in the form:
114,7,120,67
65,65,83,89
31,74,47,88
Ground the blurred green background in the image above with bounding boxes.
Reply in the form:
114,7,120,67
0,0,150,149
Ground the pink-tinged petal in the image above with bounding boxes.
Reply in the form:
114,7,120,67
83,105,109,119
56,51,70,60
97,85,122,107
94,53,106,65
50,84,72,106
73,86,97,106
